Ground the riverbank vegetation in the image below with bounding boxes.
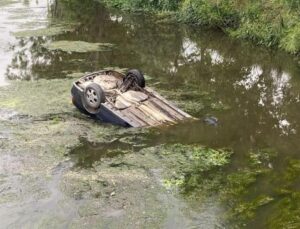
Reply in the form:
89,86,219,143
99,0,300,55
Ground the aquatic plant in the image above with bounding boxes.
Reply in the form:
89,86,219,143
267,191,300,228
265,159,300,228
43,41,115,53
165,147,279,226
159,144,233,190
13,25,76,38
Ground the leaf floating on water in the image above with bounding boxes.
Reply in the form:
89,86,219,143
43,41,115,53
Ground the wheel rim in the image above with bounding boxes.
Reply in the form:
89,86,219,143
86,88,99,106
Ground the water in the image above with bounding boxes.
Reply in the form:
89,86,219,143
0,0,300,228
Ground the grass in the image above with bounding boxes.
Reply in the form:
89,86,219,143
99,0,300,55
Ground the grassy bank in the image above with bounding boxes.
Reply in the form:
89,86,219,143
99,0,300,55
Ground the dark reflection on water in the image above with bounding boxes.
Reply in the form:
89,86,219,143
69,138,134,168
3,0,300,227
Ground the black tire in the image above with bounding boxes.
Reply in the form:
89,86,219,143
82,83,105,114
126,69,145,88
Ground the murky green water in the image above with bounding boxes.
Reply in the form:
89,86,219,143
0,0,300,228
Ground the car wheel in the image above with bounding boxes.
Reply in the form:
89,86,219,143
82,83,105,114
125,69,145,88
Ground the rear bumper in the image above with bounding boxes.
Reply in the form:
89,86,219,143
71,83,87,114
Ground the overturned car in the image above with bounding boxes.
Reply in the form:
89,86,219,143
71,69,192,127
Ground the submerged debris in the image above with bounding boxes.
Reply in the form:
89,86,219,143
203,116,218,126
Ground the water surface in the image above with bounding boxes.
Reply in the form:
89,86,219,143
0,0,300,228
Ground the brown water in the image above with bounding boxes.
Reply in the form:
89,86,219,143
0,0,300,228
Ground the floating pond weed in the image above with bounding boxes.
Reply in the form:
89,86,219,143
265,159,300,228
158,144,233,190
249,149,278,168
43,41,115,53
229,195,274,224
13,25,76,38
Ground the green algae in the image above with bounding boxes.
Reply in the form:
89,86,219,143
265,159,300,228
103,66,128,74
118,133,148,146
230,195,274,223
66,143,236,226
0,79,74,117
43,41,115,53
60,164,166,227
223,170,260,197
157,147,279,227
267,192,300,229
66,72,85,78
26,217,66,229
90,144,234,192
109,145,235,225
210,101,231,111
77,201,101,217
13,25,76,38
0,116,126,227
162,176,184,190
160,145,233,192
0,192,19,205
249,149,277,167
283,159,300,187
0,100,19,109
